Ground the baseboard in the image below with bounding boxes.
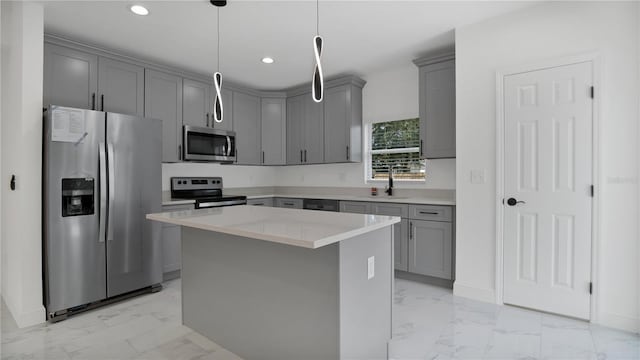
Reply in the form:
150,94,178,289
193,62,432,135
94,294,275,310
453,282,496,303
163,269,181,281
395,271,454,289
596,311,640,334
2,295,46,328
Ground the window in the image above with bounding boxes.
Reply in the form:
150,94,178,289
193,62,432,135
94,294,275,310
368,118,425,181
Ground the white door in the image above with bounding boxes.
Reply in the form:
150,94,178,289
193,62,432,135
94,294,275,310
503,61,593,320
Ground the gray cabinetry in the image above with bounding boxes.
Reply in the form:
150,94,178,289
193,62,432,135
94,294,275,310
286,94,304,165
261,97,286,165
233,92,262,165
339,201,371,214
44,43,98,110
286,93,324,164
145,69,183,163
323,83,363,163
274,198,304,209
183,78,211,128
408,220,452,279
215,88,234,131
247,198,274,207
395,219,409,272
161,203,195,279
414,55,456,159
97,57,144,116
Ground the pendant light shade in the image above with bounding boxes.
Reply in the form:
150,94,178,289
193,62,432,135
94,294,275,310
213,71,223,123
312,35,324,103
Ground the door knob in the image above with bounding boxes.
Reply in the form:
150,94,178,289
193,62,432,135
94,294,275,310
506,197,525,206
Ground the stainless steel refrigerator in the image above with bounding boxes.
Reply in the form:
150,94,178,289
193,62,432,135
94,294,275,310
43,105,162,321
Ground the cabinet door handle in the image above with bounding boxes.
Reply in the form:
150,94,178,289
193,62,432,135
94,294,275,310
419,211,439,215
420,140,423,157
284,202,294,206
262,151,265,164
304,149,307,163
409,221,413,239
178,145,182,160
206,113,210,127
91,93,96,110
346,145,350,160
300,150,303,163
101,94,105,111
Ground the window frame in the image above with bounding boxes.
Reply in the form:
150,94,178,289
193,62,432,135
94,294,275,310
364,119,426,184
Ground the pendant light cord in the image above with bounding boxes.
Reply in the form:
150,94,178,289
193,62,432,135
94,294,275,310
217,7,220,72
316,0,319,35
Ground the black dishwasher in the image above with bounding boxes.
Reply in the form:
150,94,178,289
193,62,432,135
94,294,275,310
302,199,339,212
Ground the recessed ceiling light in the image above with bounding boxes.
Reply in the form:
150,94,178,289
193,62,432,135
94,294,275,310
130,5,149,16
261,57,275,64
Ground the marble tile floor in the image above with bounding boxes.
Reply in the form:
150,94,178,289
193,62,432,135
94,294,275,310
1,278,638,360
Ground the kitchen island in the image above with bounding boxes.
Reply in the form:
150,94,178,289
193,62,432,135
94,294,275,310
147,205,400,360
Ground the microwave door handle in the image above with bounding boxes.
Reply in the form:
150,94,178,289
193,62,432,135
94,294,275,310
107,143,115,242
98,143,107,243
226,136,232,156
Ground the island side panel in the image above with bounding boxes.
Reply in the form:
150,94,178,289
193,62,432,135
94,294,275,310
181,227,340,360
339,226,393,360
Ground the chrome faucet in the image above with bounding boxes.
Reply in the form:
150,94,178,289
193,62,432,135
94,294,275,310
385,166,394,196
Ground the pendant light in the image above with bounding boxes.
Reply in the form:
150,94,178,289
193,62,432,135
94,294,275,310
312,0,323,103
212,2,225,123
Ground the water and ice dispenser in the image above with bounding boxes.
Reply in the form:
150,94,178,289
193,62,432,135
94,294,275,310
61,178,95,217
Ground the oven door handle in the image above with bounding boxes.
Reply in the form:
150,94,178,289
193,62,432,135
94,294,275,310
226,136,232,156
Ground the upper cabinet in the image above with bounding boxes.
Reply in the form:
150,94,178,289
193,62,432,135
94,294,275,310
261,97,286,165
233,91,262,165
413,54,456,159
44,43,98,110
323,79,364,163
182,78,211,128
97,57,144,116
286,92,324,165
145,69,183,163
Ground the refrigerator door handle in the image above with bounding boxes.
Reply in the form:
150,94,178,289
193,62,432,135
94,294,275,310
98,142,107,243
107,143,115,242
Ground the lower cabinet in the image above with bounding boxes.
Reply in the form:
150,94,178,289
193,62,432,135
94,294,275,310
274,197,303,209
408,220,452,279
394,219,409,271
161,204,194,279
247,197,274,207
339,200,454,279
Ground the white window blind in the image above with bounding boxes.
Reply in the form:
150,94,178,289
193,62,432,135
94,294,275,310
368,118,425,181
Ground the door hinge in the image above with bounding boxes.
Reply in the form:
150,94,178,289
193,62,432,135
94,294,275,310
590,185,594,197
590,86,594,99
589,282,593,295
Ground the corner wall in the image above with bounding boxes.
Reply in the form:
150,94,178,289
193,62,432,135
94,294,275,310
1,1,46,327
455,1,639,332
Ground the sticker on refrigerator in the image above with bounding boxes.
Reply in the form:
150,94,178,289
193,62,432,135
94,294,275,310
52,108,87,143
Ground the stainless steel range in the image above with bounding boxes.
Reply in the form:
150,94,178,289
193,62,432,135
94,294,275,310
170,177,246,209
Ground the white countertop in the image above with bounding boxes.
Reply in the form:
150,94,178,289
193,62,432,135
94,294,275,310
161,191,455,206
244,193,456,206
147,205,400,249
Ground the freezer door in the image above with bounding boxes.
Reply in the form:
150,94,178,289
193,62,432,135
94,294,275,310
106,112,162,297
43,106,107,315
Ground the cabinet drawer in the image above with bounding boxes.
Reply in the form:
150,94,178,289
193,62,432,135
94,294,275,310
408,205,452,222
371,203,408,218
247,198,274,207
275,197,303,209
339,201,371,214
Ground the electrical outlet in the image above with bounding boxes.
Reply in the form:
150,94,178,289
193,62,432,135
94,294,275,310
367,256,375,280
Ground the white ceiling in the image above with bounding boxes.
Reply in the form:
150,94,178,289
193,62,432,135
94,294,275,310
43,0,537,90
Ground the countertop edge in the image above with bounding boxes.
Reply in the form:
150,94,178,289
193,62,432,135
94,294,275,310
146,213,401,249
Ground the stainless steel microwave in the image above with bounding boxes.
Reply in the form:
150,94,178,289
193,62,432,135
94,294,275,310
183,126,236,163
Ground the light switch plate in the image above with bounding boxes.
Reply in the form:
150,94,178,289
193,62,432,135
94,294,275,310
471,169,486,184
367,256,375,280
